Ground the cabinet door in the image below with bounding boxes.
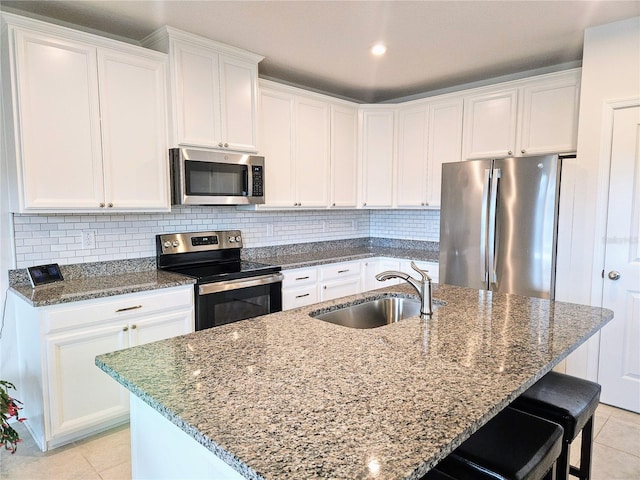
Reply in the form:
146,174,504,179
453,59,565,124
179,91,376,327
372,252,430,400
282,286,319,311
427,97,463,207
295,96,329,207
45,323,129,440
259,88,296,207
463,89,518,160
172,40,221,147
130,308,194,346
517,73,580,155
396,105,428,207
219,55,259,152
12,29,104,210
330,104,358,208
98,48,170,211
320,277,361,302
362,258,401,291
361,109,395,207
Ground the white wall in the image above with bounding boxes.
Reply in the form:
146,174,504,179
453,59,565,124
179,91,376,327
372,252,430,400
556,16,640,380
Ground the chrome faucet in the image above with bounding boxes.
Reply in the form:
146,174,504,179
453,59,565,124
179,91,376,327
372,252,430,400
376,261,434,317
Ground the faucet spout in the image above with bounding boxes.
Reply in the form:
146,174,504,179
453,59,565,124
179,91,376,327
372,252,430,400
375,262,434,317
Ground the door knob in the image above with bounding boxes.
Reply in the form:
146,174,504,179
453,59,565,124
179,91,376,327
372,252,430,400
608,270,621,280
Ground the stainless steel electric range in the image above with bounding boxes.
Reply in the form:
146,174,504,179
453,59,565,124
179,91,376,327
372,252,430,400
156,230,282,331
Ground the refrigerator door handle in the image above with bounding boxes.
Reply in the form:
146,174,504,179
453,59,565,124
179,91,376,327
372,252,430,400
480,168,491,284
488,167,501,289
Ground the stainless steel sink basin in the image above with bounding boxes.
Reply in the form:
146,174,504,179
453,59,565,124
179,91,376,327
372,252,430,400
311,296,424,329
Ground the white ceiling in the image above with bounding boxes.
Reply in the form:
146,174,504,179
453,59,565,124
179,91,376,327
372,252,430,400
2,1,639,103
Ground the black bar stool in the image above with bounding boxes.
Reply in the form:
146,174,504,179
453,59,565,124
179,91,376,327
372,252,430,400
421,407,564,480
510,371,601,480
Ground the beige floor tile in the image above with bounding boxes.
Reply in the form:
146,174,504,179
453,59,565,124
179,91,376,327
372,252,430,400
591,442,640,480
1,446,101,480
605,404,640,426
98,458,132,480
595,415,640,457
74,423,131,473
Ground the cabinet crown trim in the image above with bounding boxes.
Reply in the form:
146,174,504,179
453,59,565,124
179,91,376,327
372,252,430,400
142,25,264,63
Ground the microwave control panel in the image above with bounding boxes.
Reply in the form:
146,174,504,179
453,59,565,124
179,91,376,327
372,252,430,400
252,165,264,197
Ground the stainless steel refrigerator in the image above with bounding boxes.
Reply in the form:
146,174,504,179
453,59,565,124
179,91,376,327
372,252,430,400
439,155,562,299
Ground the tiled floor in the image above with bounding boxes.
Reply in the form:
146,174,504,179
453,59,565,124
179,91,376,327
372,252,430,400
1,403,639,479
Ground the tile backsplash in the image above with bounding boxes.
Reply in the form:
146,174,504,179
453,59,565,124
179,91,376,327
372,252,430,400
12,207,440,268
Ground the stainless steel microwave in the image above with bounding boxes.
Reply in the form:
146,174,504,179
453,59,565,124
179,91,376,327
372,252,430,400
169,148,265,205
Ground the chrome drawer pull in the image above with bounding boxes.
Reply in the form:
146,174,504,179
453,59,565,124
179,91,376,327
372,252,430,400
295,293,310,298
295,276,310,280
116,305,142,313
337,269,349,273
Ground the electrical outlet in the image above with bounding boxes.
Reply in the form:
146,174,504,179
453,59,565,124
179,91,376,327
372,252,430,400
81,230,96,249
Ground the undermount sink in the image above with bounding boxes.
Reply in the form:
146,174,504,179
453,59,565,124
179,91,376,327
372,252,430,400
311,296,434,329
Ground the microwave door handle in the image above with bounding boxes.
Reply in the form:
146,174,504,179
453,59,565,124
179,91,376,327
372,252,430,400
244,167,250,196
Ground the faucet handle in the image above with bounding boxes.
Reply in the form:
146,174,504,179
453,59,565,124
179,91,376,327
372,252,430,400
410,261,432,282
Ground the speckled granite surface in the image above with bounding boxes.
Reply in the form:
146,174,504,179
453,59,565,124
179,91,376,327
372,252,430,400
96,283,613,480
243,238,439,269
9,269,195,307
9,239,437,307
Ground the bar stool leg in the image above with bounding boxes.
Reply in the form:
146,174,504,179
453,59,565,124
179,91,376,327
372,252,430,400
570,415,594,480
556,442,570,480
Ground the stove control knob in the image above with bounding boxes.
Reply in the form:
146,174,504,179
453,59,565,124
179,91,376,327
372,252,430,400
235,235,242,242
172,240,180,248
229,236,236,243
163,241,171,248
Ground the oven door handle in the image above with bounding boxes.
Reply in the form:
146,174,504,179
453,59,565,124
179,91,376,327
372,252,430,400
198,272,283,295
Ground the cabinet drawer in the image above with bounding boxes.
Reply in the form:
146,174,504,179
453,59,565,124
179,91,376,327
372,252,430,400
43,286,194,332
319,277,361,302
282,267,318,287
319,261,360,281
282,285,318,310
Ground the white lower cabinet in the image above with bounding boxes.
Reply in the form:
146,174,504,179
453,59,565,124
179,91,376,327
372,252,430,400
282,258,438,311
282,266,318,310
12,285,194,451
362,258,402,291
319,261,361,302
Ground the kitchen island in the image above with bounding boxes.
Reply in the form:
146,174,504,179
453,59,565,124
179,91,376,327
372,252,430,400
96,283,612,480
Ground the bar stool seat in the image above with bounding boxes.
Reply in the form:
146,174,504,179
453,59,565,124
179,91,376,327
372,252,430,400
421,407,564,480
511,372,601,480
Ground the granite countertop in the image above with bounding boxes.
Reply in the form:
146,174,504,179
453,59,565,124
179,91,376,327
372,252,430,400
8,239,438,307
96,283,613,480
252,246,439,270
9,269,196,307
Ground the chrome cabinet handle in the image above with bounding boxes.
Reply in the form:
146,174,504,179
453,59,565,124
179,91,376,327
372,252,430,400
508,150,513,155
521,149,526,154
131,324,137,329
295,276,310,281
608,271,621,280
122,326,128,332
337,269,349,273
99,202,105,208
107,202,113,208
295,293,310,298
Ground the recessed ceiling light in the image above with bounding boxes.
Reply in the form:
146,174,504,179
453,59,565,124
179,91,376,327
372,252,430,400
371,43,387,56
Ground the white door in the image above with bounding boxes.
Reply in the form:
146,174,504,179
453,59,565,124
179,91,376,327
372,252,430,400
396,105,428,207
598,104,640,413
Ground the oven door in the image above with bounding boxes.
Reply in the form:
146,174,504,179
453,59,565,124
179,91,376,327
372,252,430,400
195,273,283,331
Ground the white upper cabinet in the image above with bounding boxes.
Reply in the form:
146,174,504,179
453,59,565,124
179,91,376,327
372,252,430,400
396,104,429,207
517,70,580,155
330,104,358,208
360,107,395,208
463,88,519,160
97,48,170,210
259,86,295,207
462,69,581,161
427,95,464,207
259,81,351,209
394,94,463,209
143,27,263,152
2,13,170,213
295,95,330,207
